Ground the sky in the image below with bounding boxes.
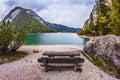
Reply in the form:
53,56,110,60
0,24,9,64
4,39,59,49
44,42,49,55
0,0,95,28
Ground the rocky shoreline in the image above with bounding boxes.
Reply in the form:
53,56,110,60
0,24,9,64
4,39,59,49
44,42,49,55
84,35,120,67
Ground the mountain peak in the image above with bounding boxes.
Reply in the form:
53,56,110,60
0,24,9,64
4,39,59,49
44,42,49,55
4,6,45,24
13,6,24,10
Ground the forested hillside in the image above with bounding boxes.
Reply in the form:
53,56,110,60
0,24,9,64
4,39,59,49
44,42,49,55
4,7,55,33
77,0,120,36
46,22,80,32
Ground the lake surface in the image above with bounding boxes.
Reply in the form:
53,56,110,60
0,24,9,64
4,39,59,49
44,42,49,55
24,33,89,45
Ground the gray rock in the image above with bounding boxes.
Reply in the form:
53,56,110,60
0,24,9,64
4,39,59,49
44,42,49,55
7,9,21,22
84,35,120,67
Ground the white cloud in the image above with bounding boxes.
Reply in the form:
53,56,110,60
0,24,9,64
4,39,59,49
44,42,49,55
38,1,95,28
0,0,95,28
0,0,9,20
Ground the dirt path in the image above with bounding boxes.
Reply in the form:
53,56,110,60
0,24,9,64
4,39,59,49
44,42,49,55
0,45,118,80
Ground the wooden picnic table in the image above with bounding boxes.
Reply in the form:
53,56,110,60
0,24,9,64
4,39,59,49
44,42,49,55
38,51,84,72
43,51,80,57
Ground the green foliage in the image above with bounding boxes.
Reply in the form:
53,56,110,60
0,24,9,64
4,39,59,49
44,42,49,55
0,21,27,54
94,0,111,36
0,21,13,53
0,51,27,64
87,52,120,79
114,42,120,50
26,19,55,33
77,21,95,36
108,0,120,35
77,19,92,36
9,28,27,52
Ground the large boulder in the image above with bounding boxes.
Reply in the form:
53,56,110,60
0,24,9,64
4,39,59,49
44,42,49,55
84,35,120,67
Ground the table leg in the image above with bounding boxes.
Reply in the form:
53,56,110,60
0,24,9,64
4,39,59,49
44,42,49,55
43,58,48,72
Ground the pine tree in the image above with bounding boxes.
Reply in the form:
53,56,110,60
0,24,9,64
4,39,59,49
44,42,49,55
108,0,120,35
96,0,110,35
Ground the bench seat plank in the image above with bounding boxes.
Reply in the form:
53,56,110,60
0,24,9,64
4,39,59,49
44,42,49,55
38,57,84,64
43,51,80,56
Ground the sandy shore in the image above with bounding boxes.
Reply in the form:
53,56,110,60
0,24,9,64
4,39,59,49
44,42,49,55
0,45,118,80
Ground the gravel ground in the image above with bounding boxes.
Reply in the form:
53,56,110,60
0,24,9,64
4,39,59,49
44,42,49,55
0,45,119,80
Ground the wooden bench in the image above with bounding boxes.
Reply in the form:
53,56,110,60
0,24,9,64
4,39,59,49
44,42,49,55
38,51,84,72
38,57,84,72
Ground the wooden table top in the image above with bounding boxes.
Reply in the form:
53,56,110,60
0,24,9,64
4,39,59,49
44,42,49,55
43,51,80,56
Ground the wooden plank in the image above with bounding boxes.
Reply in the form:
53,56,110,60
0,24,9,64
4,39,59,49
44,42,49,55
82,51,93,61
47,64,74,68
43,51,80,56
38,58,42,62
38,57,84,64
41,64,82,67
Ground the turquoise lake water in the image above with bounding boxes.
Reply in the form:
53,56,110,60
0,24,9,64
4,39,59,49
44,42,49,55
24,33,89,45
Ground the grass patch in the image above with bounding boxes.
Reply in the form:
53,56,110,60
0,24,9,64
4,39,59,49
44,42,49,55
86,52,120,79
0,51,27,64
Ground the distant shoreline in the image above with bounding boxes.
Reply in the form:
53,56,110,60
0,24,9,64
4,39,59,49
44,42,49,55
22,44,85,47
79,35,90,39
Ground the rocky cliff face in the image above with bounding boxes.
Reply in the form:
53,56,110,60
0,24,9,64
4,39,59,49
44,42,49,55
4,6,45,24
86,5,98,27
84,35,120,67
26,10,45,24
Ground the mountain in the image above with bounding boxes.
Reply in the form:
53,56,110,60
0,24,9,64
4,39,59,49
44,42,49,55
4,6,80,33
3,6,55,33
45,22,80,32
